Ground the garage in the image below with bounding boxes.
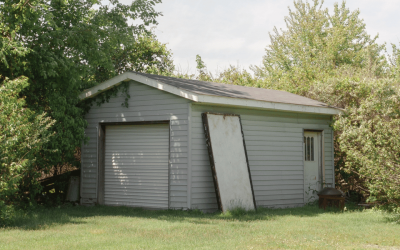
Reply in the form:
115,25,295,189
80,72,340,210
103,124,170,209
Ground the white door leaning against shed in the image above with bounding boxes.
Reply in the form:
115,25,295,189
303,131,321,203
104,124,169,208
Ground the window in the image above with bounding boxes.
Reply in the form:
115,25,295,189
304,136,314,161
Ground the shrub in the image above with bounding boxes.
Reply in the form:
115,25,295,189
307,70,400,206
0,77,55,221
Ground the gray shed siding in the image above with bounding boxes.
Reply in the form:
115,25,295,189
81,81,190,208
190,104,334,211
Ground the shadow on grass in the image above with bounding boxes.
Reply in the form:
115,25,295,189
2,202,362,230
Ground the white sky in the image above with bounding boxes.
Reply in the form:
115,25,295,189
148,0,400,74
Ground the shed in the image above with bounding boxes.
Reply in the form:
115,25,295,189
79,72,341,211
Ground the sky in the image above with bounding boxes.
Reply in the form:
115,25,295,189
147,0,400,75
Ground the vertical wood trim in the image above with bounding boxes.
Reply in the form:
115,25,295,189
80,142,83,205
302,129,305,204
187,103,192,209
168,121,171,209
322,131,325,187
201,113,223,211
332,128,335,188
97,124,105,205
96,126,99,201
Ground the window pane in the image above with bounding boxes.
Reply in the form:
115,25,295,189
304,137,306,160
307,137,310,161
311,137,314,161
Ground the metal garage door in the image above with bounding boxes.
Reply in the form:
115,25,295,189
104,124,169,208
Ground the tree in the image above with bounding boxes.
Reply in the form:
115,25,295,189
307,69,400,207
0,78,55,210
254,0,386,94
389,43,400,80
0,15,54,220
0,0,173,200
178,55,260,87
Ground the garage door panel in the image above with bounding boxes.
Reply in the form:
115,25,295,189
105,178,169,183
104,183,168,188
107,156,169,161
105,192,169,197
104,201,168,207
105,162,168,166
106,139,169,144
104,199,169,205
107,158,169,163
105,169,169,173
105,185,168,190
105,173,169,178
106,152,169,156
107,137,169,141
104,124,169,208
105,147,169,151
105,170,168,174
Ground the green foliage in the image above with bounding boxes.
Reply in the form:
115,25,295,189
0,77,55,221
305,68,400,206
179,55,262,88
215,65,260,87
254,0,386,94
0,7,55,219
389,43,400,79
0,0,173,203
333,79,400,207
90,32,174,109
195,54,213,82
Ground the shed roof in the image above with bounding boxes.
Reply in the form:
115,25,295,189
80,71,341,115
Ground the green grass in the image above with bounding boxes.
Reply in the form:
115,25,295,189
1,204,399,250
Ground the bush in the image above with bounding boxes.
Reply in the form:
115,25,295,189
0,77,55,220
307,69,400,206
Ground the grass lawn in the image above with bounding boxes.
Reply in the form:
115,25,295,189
1,204,399,250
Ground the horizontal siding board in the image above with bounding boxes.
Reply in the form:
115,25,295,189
254,189,303,196
247,156,302,161
253,185,304,192
257,199,304,206
102,98,189,108
170,186,188,191
169,191,187,197
88,104,188,114
256,194,303,201
192,193,217,199
170,197,187,202
170,202,188,208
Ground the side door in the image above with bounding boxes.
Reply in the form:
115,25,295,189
303,131,322,203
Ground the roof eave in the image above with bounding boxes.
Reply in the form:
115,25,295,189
196,95,342,115
79,72,342,115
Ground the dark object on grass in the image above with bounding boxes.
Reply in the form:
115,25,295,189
66,176,80,202
318,187,345,211
318,187,343,196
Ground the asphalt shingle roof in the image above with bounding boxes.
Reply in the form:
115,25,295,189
133,72,331,108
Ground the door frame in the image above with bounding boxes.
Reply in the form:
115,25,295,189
302,129,325,203
97,120,171,207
